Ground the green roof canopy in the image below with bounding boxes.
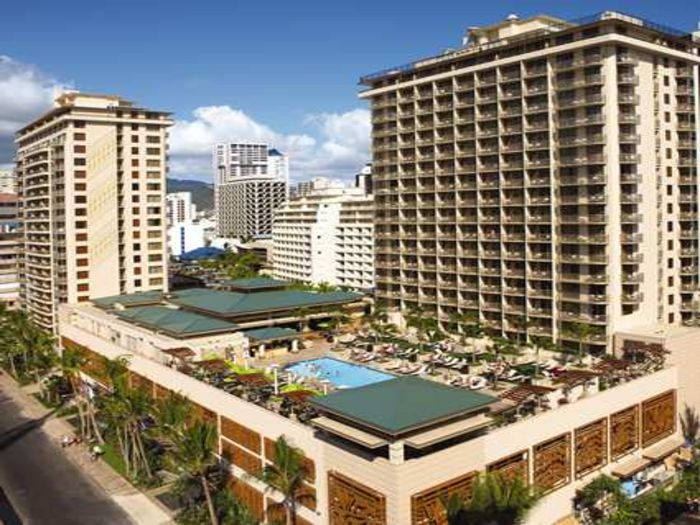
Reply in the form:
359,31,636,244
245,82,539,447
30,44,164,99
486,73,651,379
311,377,496,437
114,306,238,338
93,290,163,309
221,277,288,291
243,327,299,341
170,288,362,318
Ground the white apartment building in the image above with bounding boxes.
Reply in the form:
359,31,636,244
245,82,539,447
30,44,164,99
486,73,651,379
272,179,375,290
0,169,16,194
362,12,700,353
0,194,19,309
168,222,205,258
15,92,172,331
214,143,288,239
166,191,196,226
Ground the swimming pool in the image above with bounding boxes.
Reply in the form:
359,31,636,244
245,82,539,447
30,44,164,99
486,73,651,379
285,357,394,389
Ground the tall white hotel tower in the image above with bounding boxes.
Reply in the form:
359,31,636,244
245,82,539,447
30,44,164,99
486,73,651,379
214,143,289,239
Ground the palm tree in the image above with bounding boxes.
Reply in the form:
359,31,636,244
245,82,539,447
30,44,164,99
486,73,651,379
567,322,594,365
406,306,441,343
443,472,540,525
294,307,311,332
170,421,220,525
260,436,314,525
681,404,700,449
529,337,559,380
155,390,192,442
57,345,97,441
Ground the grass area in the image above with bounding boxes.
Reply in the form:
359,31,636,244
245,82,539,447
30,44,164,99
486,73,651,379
101,440,128,479
32,392,60,409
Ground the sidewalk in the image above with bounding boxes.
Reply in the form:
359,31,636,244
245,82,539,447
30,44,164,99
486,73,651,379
0,373,174,525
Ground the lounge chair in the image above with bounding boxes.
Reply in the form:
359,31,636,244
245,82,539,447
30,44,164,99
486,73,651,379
469,376,488,390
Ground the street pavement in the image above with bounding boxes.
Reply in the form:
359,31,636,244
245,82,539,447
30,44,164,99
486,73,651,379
0,387,133,524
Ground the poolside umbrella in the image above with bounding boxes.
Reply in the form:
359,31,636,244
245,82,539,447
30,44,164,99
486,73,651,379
270,364,280,395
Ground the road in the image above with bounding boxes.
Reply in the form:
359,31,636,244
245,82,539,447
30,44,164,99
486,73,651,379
0,388,132,524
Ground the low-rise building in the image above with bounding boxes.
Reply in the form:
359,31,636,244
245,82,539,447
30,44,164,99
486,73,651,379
59,294,689,524
272,182,374,290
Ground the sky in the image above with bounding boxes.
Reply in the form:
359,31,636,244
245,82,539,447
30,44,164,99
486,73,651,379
0,0,698,183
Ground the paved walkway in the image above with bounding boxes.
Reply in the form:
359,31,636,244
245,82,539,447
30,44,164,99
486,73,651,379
0,373,174,525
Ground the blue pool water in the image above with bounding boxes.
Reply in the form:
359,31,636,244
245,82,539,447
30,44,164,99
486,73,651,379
285,357,394,389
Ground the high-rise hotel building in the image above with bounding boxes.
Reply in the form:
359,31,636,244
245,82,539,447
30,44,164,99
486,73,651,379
361,12,700,353
15,92,172,331
214,143,288,239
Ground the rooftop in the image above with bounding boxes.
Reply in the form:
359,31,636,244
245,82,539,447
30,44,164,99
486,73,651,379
242,326,299,341
219,277,288,292
114,306,238,338
94,290,163,309
169,288,362,318
360,11,697,85
311,376,497,437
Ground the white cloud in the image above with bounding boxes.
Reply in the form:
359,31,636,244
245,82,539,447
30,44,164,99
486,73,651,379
0,56,67,136
169,106,370,183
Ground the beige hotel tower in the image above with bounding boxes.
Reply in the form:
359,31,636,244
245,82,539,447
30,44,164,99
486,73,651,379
15,92,172,331
362,12,700,354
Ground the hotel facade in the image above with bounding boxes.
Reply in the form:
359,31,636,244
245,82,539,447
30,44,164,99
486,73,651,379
272,181,375,290
15,92,172,331
214,143,289,239
361,12,700,354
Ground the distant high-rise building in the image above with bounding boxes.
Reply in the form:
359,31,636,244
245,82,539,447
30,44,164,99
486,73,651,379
0,170,15,194
213,143,288,239
291,177,345,199
166,191,196,226
362,12,700,353
355,163,373,194
0,194,19,309
15,92,172,330
272,180,374,290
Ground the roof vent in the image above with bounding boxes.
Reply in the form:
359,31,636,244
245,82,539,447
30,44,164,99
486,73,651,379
506,14,519,21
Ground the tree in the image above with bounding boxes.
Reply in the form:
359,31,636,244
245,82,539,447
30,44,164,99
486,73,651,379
443,473,540,525
170,421,220,525
566,322,595,365
326,308,350,335
260,436,314,525
529,337,559,380
681,404,700,449
449,311,483,349
406,307,441,343
155,390,192,442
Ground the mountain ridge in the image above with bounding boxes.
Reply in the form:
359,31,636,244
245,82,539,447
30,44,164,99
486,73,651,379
167,178,214,211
